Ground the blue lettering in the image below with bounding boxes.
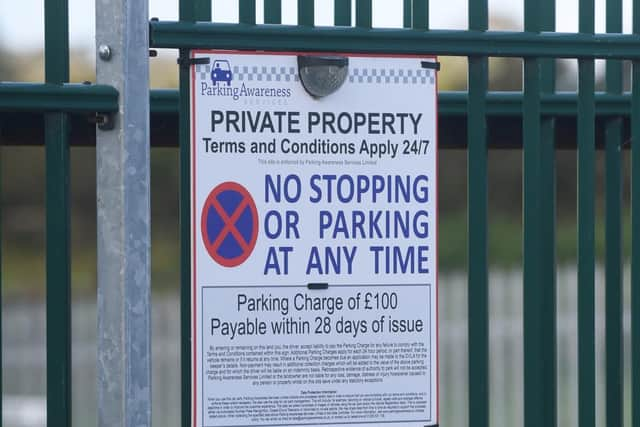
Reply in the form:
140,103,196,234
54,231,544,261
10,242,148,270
264,210,282,239
309,174,322,203
333,212,348,239
305,246,357,275
263,246,293,275
306,246,322,275
368,245,430,274
319,211,332,238
264,174,301,203
372,175,385,202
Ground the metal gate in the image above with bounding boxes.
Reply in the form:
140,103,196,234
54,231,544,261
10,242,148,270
0,0,637,426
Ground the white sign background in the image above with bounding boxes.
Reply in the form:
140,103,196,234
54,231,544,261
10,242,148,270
191,50,438,427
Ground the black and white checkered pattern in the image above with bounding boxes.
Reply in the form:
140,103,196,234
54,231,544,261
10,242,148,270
196,64,434,85
349,67,435,85
197,64,211,81
233,66,299,82
196,64,299,82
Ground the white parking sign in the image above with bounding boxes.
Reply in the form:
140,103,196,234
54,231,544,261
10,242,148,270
191,50,438,427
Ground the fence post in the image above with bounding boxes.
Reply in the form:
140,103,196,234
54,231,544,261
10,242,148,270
95,0,151,425
178,0,211,426
44,0,72,423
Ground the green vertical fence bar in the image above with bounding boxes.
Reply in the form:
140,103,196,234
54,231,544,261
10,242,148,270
467,0,488,423
633,1,640,426
578,0,596,425
605,0,623,425
539,0,557,424
179,62,191,427
264,0,281,24
240,0,256,25
298,0,313,26
523,56,544,427
179,0,211,426
179,55,192,427
44,0,71,423
403,0,411,28
0,141,2,424
45,113,71,424
355,0,371,29
402,0,428,28
0,145,2,425
334,0,351,26
523,1,552,426
411,0,427,29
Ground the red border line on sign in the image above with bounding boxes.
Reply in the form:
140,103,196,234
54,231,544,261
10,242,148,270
434,57,440,423
190,49,440,427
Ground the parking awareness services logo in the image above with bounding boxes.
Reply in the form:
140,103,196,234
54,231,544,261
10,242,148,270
199,58,293,100
201,182,259,267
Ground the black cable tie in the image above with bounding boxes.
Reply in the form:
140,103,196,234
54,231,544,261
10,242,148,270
177,56,210,69
421,61,441,71
307,283,329,290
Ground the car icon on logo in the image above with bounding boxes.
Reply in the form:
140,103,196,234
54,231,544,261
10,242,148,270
211,60,233,86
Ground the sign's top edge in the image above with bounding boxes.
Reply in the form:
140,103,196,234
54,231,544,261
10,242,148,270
190,49,438,60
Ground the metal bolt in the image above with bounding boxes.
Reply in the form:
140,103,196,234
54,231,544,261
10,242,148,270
98,44,112,61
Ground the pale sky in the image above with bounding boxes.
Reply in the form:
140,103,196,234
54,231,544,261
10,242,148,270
0,0,634,53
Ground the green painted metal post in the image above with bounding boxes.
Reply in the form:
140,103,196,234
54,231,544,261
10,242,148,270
411,0,428,29
0,142,2,425
633,2,640,426
240,0,256,25
334,0,351,26
264,0,281,24
179,45,193,427
407,1,437,420
298,0,314,26
179,1,211,427
578,1,596,426
44,113,71,424
403,0,411,28
467,0,489,425
44,0,71,424
540,0,557,425
523,55,545,427
605,0,623,426
522,1,554,426
355,0,372,29
605,115,624,427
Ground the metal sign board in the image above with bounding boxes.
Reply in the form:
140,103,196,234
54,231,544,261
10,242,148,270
191,50,438,427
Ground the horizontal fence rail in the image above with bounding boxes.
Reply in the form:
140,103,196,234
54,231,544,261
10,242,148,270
1,91,636,148
154,91,640,117
150,23,640,59
5,90,640,116
0,84,118,112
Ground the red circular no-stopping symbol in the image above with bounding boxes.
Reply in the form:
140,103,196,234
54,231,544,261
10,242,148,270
201,182,259,267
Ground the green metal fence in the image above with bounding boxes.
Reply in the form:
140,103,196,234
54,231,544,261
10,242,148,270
0,0,638,426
